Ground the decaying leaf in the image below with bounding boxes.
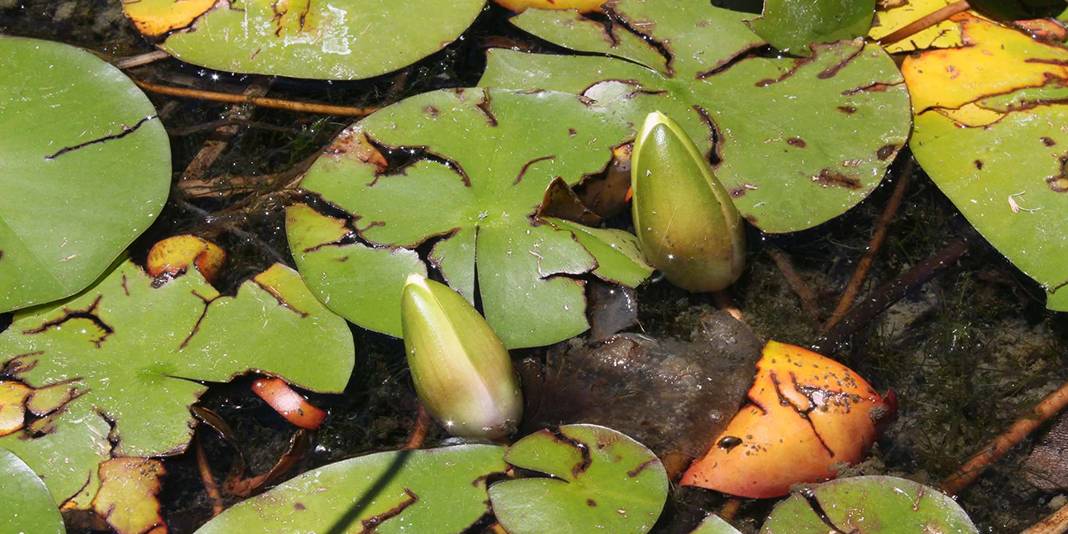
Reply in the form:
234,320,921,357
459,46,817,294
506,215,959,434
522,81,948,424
682,342,891,498
287,88,650,349
92,458,166,534
481,0,912,233
905,13,1068,311
122,0,486,80
0,36,170,313
0,260,354,516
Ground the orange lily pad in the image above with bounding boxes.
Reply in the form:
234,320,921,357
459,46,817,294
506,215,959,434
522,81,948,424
681,341,890,499
146,234,226,283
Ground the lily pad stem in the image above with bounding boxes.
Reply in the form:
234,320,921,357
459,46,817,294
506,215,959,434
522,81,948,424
403,404,432,450
823,161,913,333
134,79,376,117
194,434,225,516
942,379,1068,496
766,248,822,322
1023,501,1068,534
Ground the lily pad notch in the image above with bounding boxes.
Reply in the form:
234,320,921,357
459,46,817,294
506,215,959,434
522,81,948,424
287,87,652,349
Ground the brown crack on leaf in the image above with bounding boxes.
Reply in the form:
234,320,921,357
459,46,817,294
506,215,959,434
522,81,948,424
515,155,558,185
363,133,472,188
548,427,593,478
22,295,114,348
768,371,836,458
91,457,167,534
812,170,863,190
359,488,419,533
178,290,220,350
251,275,310,318
44,115,157,160
799,487,849,534
1047,155,1068,192
475,91,499,127
602,3,676,76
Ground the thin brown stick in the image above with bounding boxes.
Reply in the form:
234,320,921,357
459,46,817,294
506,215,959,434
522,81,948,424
766,248,822,321
404,404,432,450
818,237,969,351
823,164,913,333
879,0,971,46
1023,501,1068,534
942,380,1068,496
114,49,171,69
135,79,376,117
719,498,742,521
194,435,225,516
181,79,272,182
168,119,298,137
712,291,744,322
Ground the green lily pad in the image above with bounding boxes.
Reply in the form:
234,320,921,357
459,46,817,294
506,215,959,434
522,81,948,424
761,476,977,533
0,36,170,313
123,0,486,80
0,449,64,534
480,1,912,233
750,0,877,56
692,515,741,534
0,260,354,510
488,424,669,534
196,445,507,534
287,88,645,349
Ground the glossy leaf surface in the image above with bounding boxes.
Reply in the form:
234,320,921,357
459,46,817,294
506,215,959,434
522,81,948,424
124,0,486,80
905,13,1068,311
481,0,912,233
0,36,170,313
761,476,977,533
288,88,643,348
489,424,669,534
0,261,354,509
751,0,877,55
0,448,64,534
197,445,507,534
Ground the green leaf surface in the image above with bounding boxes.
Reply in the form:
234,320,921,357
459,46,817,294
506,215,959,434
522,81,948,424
750,0,877,56
196,445,507,534
0,261,354,508
691,515,742,534
481,0,912,233
543,217,653,287
912,106,1068,311
288,88,641,348
0,36,170,313
761,476,977,533
0,449,64,534
489,424,669,534
124,0,486,80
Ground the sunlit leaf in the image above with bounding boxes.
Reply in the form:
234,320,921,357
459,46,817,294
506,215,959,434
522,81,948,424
489,424,669,534
0,36,170,313
751,0,877,55
481,0,912,233
0,261,354,511
123,0,487,80
0,448,64,534
196,445,507,534
287,88,645,348
761,476,977,533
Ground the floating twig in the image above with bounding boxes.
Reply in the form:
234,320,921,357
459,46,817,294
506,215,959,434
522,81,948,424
194,434,225,517
942,380,1068,496
114,49,171,69
824,162,913,333
878,0,971,46
819,238,970,351
403,404,432,450
135,79,376,117
766,248,822,322
1022,500,1068,534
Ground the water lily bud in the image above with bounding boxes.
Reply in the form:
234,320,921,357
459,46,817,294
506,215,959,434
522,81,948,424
631,112,745,292
401,274,523,440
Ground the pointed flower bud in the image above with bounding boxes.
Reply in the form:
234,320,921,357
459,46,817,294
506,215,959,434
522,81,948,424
631,111,746,292
401,274,523,439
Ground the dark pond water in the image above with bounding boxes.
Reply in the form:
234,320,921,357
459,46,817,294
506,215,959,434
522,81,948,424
2,1,1068,532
